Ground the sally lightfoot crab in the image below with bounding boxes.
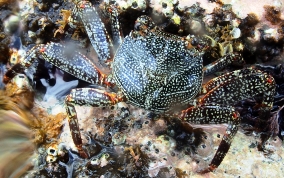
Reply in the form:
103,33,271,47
4,6,277,175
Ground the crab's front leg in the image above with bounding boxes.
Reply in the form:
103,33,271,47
4,42,110,86
73,1,123,63
3,44,45,83
65,88,124,158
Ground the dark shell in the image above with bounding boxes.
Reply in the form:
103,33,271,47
113,30,203,113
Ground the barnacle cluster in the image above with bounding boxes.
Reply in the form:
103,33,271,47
256,5,284,62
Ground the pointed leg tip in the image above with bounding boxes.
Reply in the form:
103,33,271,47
197,165,216,174
79,149,89,159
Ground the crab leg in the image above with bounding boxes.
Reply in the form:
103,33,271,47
181,68,276,173
74,1,113,63
39,42,110,85
203,53,244,76
201,68,260,93
181,104,240,172
4,42,111,86
65,88,124,158
107,4,124,49
3,43,44,83
201,68,276,133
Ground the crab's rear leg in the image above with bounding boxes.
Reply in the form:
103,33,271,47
65,88,124,158
201,68,276,134
181,68,276,173
181,104,240,173
203,52,244,76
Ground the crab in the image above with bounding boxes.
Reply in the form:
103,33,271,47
3,0,277,174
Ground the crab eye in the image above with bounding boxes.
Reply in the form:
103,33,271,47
132,1,138,8
191,37,199,46
134,22,142,31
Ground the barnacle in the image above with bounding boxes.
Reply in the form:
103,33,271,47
127,0,148,11
46,155,57,163
9,48,22,66
4,74,34,109
150,0,176,18
47,144,58,157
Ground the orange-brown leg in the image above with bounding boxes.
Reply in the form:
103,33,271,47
203,52,244,76
65,88,123,158
181,68,276,173
181,104,240,173
201,68,276,134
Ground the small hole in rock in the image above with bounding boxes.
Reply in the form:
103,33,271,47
50,149,55,153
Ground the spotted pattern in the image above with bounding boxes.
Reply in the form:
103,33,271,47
181,68,276,172
65,87,121,157
60,15,276,170
21,44,45,67
4,8,276,172
74,1,113,62
108,4,123,49
201,68,275,109
182,104,240,172
183,104,237,125
39,42,104,85
67,88,117,107
203,53,243,76
113,26,203,112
